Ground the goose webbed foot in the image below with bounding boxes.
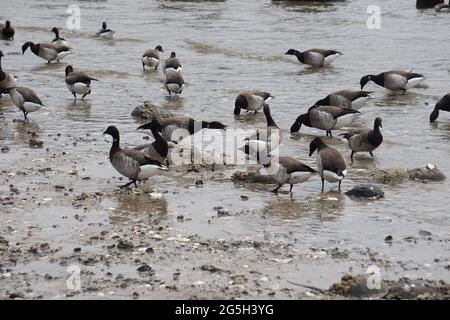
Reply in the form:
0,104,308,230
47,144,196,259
271,184,282,193
120,180,135,189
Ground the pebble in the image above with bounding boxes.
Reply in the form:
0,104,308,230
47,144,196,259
1,146,9,153
29,138,44,148
117,240,134,250
384,235,393,243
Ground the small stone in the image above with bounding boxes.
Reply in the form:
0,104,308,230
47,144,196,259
240,195,249,200
217,208,230,217
29,138,44,148
117,240,134,250
177,215,184,222
195,180,203,186
73,247,81,253
137,263,153,273
384,235,393,243
1,146,9,153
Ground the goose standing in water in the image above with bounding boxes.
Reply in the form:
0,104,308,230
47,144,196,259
142,45,163,71
285,48,342,68
234,91,274,115
135,119,169,167
268,156,316,193
51,27,71,50
309,137,347,192
430,93,450,122
360,70,426,92
0,20,15,40
163,51,182,73
96,22,115,39
22,41,71,63
165,69,184,97
241,104,281,162
290,106,359,138
9,87,45,121
314,90,374,110
103,126,168,189
65,65,98,101
340,117,383,162
0,50,16,98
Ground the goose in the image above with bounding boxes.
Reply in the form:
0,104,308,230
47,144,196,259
430,93,450,122
268,156,317,193
22,41,71,63
285,48,342,68
142,45,163,71
340,117,383,161
0,20,15,40
309,137,347,192
360,70,426,92
163,51,182,73
96,22,115,39
9,87,45,121
241,104,281,161
157,116,226,143
314,90,374,110
65,65,98,101
165,69,184,97
135,118,169,166
234,90,274,115
0,50,17,98
290,106,360,138
103,126,168,189
51,27,71,50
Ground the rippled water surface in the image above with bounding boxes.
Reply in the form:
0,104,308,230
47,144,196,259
1,0,449,292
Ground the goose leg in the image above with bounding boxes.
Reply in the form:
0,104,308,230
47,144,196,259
142,63,145,71
338,180,342,191
271,184,282,193
321,178,325,192
73,93,77,101
329,131,333,138
369,151,374,157
289,184,294,193
120,180,135,189
81,92,90,100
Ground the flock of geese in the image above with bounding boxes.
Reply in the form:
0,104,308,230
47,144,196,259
1,19,450,194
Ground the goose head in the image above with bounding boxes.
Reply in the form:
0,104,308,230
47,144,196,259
374,117,382,128
290,113,308,133
65,65,74,76
155,45,163,52
309,137,325,157
103,126,120,141
285,49,298,55
360,75,372,90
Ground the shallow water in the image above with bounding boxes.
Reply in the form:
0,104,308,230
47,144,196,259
1,0,450,296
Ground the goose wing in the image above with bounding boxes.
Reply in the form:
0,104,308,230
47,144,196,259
320,147,346,176
16,87,43,105
279,156,316,174
65,71,98,85
309,48,342,57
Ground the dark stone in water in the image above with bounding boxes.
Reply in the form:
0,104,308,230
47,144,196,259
416,0,443,9
345,184,384,199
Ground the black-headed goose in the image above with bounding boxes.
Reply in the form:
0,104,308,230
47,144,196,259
285,48,342,68
9,87,45,121
234,90,274,115
65,65,98,101
103,126,167,189
165,69,184,97
341,117,383,161
360,70,426,92
430,93,450,122
0,20,15,40
157,116,226,143
163,52,182,73
142,45,163,71
268,156,316,193
290,106,359,138
51,27,70,50
96,22,115,39
241,104,281,160
0,50,16,97
22,41,71,63
314,90,374,110
135,119,169,166
309,137,347,192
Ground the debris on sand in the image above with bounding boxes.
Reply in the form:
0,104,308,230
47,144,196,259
345,184,384,199
131,101,174,120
